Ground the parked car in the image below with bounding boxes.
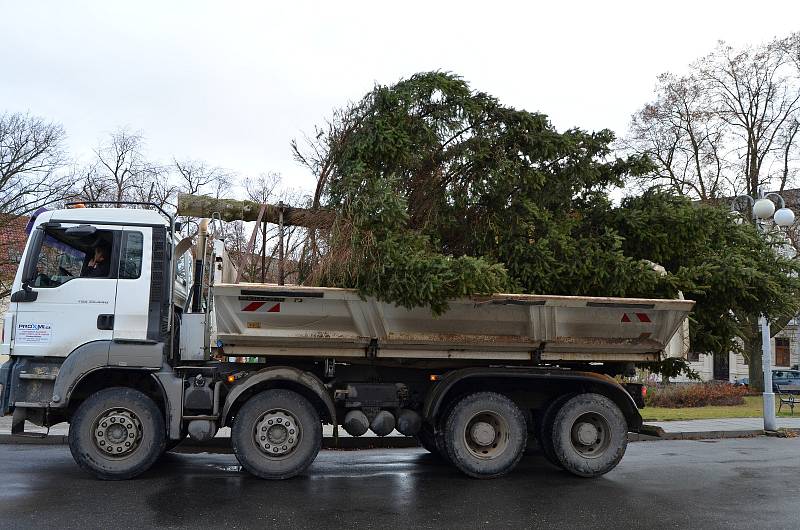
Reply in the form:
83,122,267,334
773,370,800,387
735,370,800,388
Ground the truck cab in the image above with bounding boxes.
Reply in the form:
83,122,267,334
0,207,174,435
2,208,171,360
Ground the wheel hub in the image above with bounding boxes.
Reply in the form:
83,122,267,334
93,409,142,457
470,421,496,446
463,411,509,460
570,412,611,458
576,422,599,445
255,410,300,457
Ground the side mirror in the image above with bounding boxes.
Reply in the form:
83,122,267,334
65,224,97,236
10,289,37,302
20,228,44,285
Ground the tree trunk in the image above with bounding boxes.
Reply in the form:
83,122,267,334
713,351,729,381
746,334,764,392
177,193,334,228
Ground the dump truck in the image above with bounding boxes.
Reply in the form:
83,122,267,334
0,202,694,480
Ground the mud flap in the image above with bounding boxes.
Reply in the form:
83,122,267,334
10,406,49,438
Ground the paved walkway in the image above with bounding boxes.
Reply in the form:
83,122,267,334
650,417,800,433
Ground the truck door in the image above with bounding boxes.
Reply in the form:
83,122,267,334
109,226,164,368
11,223,120,359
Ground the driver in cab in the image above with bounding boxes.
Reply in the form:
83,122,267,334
82,243,110,278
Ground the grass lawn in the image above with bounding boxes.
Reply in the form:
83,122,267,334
641,395,798,421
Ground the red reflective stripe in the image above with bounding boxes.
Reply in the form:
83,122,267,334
242,301,266,312
636,313,651,323
267,303,281,313
621,313,631,323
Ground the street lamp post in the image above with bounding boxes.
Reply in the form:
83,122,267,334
731,189,795,432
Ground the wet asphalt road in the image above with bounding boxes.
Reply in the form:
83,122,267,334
0,437,799,529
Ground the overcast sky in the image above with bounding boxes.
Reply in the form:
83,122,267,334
2,0,799,195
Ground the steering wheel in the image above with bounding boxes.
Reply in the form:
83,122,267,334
59,266,74,277
35,272,54,287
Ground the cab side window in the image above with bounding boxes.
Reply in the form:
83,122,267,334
119,231,143,279
30,226,117,287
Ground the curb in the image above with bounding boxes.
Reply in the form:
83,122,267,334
0,434,70,445
628,429,761,441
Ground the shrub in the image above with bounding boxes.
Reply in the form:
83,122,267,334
645,382,748,408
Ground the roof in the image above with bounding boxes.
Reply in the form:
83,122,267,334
35,207,169,227
0,215,29,246
0,215,29,279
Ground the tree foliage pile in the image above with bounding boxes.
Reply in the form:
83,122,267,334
301,72,800,358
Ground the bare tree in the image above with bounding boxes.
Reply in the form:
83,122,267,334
171,158,234,239
73,128,174,211
625,73,728,199
626,35,800,200
0,112,70,214
174,158,233,199
244,172,281,204
292,103,361,210
95,129,153,203
701,38,800,196
0,112,72,297
243,172,282,282
777,117,800,191
291,105,361,281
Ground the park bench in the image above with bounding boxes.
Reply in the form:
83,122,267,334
775,384,800,415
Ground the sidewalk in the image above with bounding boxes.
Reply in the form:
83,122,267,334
635,417,800,440
2,415,799,446
652,417,800,432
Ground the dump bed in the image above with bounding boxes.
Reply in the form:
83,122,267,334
210,284,694,363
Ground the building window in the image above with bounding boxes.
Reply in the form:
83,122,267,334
775,337,791,367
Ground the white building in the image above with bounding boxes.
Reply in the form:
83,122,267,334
685,322,800,382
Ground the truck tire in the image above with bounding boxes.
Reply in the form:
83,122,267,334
415,421,452,464
550,393,628,478
536,393,575,469
231,389,322,480
443,392,527,479
68,387,166,480
416,424,440,456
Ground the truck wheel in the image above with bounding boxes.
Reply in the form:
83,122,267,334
444,392,527,479
415,422,452,464
68,387,166,480
550,393,628,478
536,394,574,469
231,389,322,480
416,424,440,456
